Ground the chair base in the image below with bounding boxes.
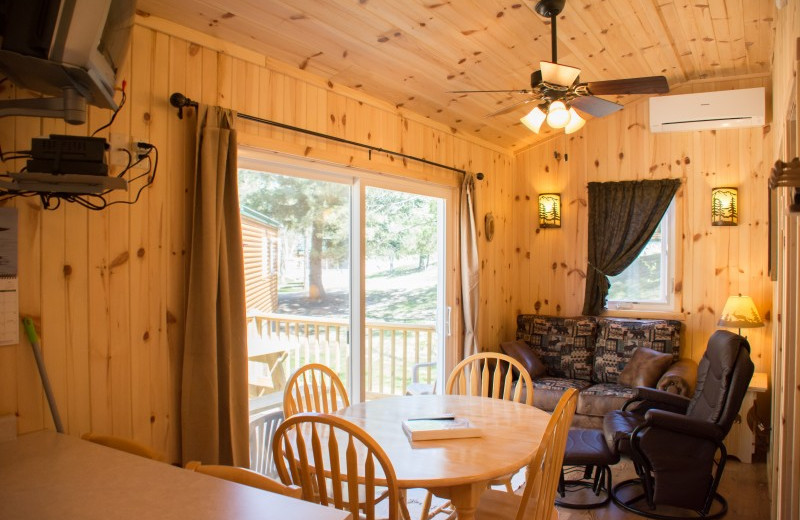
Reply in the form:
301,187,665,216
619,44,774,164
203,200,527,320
556,465,612,509
611,478,728,519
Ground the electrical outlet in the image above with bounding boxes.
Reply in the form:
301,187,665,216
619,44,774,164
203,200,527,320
108,132,130,167
130,136,151,171
108,134,150,172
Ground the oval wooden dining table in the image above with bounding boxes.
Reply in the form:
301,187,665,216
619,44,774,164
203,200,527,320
332,394,552,520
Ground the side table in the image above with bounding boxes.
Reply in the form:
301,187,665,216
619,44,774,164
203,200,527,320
724,372,767,463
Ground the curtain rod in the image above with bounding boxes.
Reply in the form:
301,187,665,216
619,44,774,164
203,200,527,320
169,93,484,180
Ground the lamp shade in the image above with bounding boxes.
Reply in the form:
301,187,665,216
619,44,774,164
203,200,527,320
538,193,561,228
718,295,764,330
540,61,581,87
546,101,570,128
520,106,546,133
564,107,585,134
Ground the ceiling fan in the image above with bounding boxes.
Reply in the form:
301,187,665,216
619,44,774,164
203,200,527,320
452,0,669,134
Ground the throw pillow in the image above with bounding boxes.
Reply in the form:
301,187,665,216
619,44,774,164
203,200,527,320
618,346,673,388
500,340,547,379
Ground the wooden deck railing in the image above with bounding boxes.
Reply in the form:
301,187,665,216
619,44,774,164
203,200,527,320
247,312,437,400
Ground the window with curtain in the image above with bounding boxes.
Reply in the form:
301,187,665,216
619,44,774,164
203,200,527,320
607,201,676,311
582,179,681,316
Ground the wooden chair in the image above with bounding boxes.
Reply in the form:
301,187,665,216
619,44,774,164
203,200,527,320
185,460,302,499
416,353,535,519
417,352,536,520
445,352,534,406
81,433,165,462
283,363,350,417
273,412,404,520
475,388,579,520
249,408,284,477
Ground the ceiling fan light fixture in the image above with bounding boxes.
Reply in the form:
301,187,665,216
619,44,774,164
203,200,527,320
540,61,581,87
521,106,547,133
564,107,585,134
546,100,570,128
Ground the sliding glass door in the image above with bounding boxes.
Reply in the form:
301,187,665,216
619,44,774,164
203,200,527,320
364,186,444,399
238,169,352,413
238,153,453,415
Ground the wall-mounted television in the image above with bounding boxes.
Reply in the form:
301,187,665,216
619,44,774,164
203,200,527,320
0,0,135,110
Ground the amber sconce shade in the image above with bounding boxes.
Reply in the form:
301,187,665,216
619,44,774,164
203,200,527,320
538,193,561,228
711,187,738,226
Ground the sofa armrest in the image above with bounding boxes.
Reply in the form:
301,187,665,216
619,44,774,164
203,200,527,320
642,409,724,441
624,386,691,415
656,358,698,397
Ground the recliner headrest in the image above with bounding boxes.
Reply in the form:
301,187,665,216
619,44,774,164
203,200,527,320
687,330,753,425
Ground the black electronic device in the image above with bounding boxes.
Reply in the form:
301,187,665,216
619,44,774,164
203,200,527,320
0,0,135,110
28,134,108,176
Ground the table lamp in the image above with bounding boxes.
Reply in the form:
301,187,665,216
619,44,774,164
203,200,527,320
717,294,764,336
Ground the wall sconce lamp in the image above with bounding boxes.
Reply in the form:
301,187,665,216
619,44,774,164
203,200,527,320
520,101,586,135
538,193,561,228
711,187,738,226
718,294,764,337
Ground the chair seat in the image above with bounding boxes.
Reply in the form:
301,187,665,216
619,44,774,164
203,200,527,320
603,410,644,455
565,428,619,466
558,428,619,509
476,489,557,520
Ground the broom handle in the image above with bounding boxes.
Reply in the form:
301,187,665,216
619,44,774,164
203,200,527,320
23,317,64,433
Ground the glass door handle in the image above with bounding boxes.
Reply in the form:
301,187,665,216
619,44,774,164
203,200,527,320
445,306,452,337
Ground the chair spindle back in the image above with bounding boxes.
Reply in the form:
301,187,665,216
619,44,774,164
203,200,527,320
283,363,350,417
272,412,401,520
445,352,534,405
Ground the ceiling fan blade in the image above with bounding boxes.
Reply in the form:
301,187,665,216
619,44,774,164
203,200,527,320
586,76,669,95
541,61,581,87
487,97,540,117
448,89,533,94
570,96,624,118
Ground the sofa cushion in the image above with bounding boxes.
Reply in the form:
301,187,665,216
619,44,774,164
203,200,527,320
500,339,547,379
516,315,598,381
531,377,593,412
618,347,673,388
592,318,682,383
577,383,638,417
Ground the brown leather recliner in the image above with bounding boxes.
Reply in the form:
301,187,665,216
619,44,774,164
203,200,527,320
603,330,754,519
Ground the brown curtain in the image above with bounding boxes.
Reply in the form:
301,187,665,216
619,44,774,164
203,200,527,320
181,106,249,466
460,173,479,357
582,179,681,316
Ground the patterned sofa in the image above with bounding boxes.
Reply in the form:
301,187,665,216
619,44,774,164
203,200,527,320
504,314,697,429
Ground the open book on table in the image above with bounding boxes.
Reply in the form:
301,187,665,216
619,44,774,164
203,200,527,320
401,414,482,441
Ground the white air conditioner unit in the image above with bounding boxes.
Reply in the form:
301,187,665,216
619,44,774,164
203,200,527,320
649,87,765,133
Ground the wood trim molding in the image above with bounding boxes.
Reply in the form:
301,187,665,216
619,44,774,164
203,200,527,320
135,13,266,66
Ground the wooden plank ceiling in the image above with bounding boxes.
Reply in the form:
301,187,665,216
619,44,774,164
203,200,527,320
135,0,776,150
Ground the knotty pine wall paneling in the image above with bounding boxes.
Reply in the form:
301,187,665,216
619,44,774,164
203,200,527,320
770,1,800,517
0,20,515,462
512,76,773,374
